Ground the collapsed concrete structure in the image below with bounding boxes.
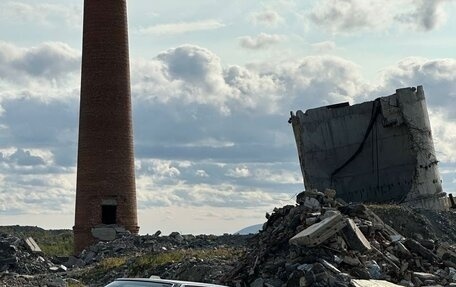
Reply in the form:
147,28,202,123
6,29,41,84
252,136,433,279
289,86,449,210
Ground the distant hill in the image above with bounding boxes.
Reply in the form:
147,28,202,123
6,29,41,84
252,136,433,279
235,223,263,235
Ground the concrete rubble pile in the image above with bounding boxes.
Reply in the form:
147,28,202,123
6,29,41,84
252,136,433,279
224,189,456,287
0,233,76,287
0,233,67,274
70,232,250,268
369,206,456,245
66,232,250,286
1,231,250,286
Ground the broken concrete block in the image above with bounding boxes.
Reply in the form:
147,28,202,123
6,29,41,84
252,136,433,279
297,263,313,272
384,252,400,266
289,211,346,247
305,263,332,285
412,272,438,280
48,264,67,272
49,265,67,272
296,190,324,205
64,256,85,268
343,255,361,266
366,260,382,279
37,256,45,263
49,266,59,272
394,242,412,258
341,218,371,252
91,227,116,241
404,238,438,261
334,255,343,264
351,279,403,287
170,232,184,242
303,197,321,210
318,259,341,274
389,235,403,242
24,237,42,254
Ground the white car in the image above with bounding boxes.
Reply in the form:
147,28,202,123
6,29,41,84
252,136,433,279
104,278,229,287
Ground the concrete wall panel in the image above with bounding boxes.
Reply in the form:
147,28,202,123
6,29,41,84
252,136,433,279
290,86,448,209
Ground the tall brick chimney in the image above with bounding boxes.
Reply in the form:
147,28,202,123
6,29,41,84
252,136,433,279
74,0,138,254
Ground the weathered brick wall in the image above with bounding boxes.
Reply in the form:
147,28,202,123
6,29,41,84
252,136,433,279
74,0,138,254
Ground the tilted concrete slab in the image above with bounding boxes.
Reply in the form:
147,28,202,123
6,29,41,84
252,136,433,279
342,218,371,252
289,211,346,247
24,237,42,253
290,86,448,210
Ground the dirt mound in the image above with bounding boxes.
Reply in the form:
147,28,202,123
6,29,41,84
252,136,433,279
371,205,456,244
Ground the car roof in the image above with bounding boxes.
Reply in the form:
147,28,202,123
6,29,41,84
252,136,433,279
114,278,228,287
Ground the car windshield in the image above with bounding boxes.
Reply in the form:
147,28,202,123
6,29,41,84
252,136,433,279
105,281,174,287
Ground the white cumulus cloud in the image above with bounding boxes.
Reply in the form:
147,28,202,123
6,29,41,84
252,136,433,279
309,0,391,33
395,0,452,31
376,57,456,109
308,0,454,33
132,45,367,114
0,42,80,102
227,165,251,178
238,33,284,50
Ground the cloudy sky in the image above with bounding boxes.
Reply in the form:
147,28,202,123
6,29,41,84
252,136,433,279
0,0,455,235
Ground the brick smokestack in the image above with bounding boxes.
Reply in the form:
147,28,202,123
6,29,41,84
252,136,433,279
74,0,138,254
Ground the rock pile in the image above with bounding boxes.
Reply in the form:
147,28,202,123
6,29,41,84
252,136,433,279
62,232,251,286
1,231,250,286
224,189,456,287
0,233,67,275
0,233,77,287
370,206,456,245
69,232,251,268
0,273,78,287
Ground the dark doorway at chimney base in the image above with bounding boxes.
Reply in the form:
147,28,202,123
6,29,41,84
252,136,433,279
102,205,117,224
